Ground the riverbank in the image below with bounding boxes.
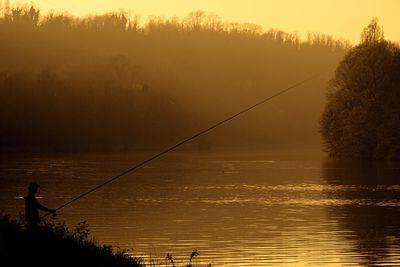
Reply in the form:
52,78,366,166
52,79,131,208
0,213,142,267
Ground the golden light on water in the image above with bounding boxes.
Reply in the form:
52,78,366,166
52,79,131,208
11,0,400,43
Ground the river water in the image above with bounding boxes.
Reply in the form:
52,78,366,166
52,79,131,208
1,149,400,266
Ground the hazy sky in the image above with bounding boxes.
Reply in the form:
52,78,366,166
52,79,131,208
9,0,400,43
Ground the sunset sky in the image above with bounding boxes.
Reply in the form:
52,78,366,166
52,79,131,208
8,0,399,44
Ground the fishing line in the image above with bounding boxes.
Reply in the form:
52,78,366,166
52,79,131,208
42,73,321,218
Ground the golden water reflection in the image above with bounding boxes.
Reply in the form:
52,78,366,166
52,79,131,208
1,151,400,266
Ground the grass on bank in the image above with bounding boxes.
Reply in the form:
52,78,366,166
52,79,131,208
0,213,210,267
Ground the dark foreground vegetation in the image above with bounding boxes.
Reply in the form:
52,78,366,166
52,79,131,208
0,4,348,152
0,213,208,267
0,213,142,267
320,19,400,159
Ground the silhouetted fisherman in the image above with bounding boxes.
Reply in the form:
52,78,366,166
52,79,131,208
25,182,55,228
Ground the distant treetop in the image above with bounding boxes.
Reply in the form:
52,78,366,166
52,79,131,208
360,17,384,45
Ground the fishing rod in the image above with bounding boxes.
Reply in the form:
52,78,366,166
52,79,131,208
42,74,321,218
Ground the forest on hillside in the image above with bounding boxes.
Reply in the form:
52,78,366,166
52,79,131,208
0,4,349,152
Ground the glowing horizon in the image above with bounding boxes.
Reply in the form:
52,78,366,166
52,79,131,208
5,0,400,44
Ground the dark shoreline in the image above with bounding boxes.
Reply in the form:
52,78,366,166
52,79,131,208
0,213,142,267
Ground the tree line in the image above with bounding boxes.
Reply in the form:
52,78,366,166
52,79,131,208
0,4,349,152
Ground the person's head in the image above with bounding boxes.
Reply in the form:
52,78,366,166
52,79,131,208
28,182,39,193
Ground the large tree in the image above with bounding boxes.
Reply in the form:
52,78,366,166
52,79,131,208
320,18,400,159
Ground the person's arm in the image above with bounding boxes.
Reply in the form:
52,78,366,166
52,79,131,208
38,203,55,213
34,198,56,213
